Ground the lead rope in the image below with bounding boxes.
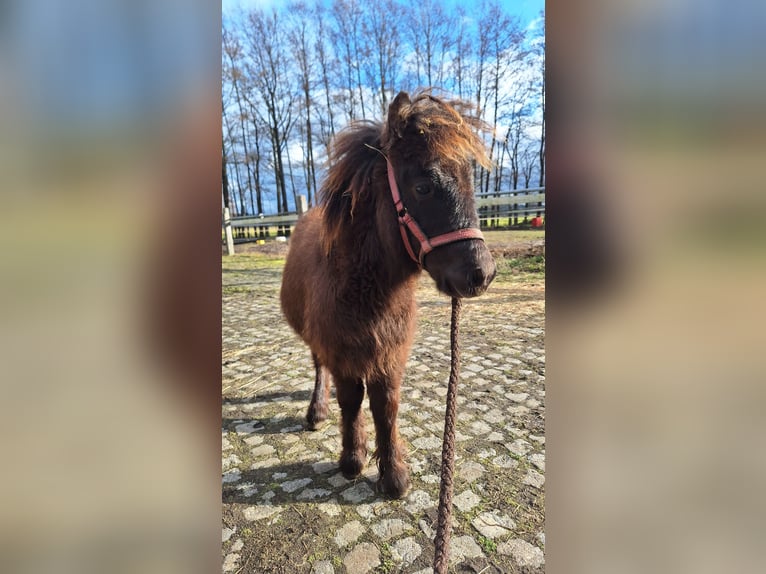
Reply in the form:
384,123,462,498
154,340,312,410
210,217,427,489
433,297,462,573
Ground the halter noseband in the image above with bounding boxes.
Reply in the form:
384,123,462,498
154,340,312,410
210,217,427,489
386,158,485,267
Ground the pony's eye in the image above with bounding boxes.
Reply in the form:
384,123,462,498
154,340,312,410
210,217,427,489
414,184,431,197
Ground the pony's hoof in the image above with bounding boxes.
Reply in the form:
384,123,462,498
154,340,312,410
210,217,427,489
305,409,328,431
305,415,326,431
377,468,411,499
339,451,365,479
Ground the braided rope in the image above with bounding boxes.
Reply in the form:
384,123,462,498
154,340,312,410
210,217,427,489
433,297,462,573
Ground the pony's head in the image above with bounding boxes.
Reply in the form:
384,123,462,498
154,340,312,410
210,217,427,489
382,91,496,298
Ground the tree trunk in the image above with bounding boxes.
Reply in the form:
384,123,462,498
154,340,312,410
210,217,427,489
222,136,231,210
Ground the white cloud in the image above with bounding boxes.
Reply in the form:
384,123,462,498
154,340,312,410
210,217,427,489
222,0,281,16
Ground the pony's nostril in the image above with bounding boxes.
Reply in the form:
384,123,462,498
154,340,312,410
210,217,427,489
469,267,485,287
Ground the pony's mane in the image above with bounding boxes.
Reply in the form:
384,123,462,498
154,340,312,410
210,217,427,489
318,121,383,253
318,91,490,254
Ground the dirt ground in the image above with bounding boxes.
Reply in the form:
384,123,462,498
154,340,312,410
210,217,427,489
222,231,545,573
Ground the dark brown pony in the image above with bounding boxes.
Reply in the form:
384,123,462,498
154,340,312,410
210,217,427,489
280,91,496,498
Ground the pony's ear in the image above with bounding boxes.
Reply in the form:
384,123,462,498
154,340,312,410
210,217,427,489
387,91,412,140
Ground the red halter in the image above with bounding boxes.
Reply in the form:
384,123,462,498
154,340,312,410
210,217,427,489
386,158,485,267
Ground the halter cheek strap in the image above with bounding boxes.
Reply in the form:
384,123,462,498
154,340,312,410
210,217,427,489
386,158,485,267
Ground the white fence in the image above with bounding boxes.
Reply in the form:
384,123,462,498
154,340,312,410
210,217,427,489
223,188,544,253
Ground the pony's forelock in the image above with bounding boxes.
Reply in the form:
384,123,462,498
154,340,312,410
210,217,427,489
383,90,491,170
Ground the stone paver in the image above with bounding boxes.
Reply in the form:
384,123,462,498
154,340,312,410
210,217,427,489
453,490,481,512
311,560,334,574
281,477,312,492
334,520,365,548
498,538,546,568
222,552,239,572
371,518,410,540
222,254,545,572
391,536,422,565
472,510,517,539
458,461,485,482
523,468,546,489
343,542,380,574
450,535,484,563
341,482,374,503
242,504,282,522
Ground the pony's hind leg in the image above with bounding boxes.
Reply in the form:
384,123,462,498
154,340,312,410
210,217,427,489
335,376,368,478
367,376,410,498
306,353,330,430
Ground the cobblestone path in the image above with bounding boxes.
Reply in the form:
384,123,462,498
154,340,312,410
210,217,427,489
223,254,545,573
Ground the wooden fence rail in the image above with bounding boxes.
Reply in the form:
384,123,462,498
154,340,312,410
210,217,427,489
223,188,544,250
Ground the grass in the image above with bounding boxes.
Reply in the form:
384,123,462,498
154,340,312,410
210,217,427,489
478,535,498,554
495,254,545,282
377,543,395,573
483,228,545,244
222,285,253,295
223,253,286,270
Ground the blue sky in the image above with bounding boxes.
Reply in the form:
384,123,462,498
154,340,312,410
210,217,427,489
222,0,544,30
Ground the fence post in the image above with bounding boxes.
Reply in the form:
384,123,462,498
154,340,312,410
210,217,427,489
297,194,308,217
223,207,235,256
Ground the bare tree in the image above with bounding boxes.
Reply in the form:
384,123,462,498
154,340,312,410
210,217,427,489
220,0,545,229
362,0,405,116
314,2,336,148
450,6,472,100
477,0,526,215
244,8,296,223
221,113,232,214
534,12,545,187
287,2,318,205
406,0,454,89
331,0,367,121
520,140,537,189
222,102,245,217
223,24,257,216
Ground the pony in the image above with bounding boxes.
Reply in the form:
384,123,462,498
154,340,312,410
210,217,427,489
280,91,496,498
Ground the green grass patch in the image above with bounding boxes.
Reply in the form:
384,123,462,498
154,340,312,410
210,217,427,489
222,285,253,295
495,254,545,281
483,229,545,245
478,535,497,554
505,254,545,273
223,253,285,270
377,543,395,573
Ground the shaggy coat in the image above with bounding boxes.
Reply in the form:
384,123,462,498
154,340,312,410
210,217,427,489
280,91,495,497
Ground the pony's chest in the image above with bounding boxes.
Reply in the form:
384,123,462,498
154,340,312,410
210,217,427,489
319,285,415,348
338,295,413,340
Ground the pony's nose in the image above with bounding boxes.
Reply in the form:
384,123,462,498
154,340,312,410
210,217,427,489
468,262,496,290
469,267,486,287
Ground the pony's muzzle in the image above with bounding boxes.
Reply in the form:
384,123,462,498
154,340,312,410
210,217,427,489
469,265,495,290
429,240,496,298
462,256,497,297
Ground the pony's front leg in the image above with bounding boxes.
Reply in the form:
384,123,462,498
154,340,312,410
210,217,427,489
367,376,410,498
335,376,367,478
306,353,330,430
